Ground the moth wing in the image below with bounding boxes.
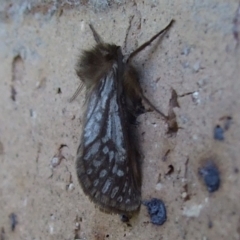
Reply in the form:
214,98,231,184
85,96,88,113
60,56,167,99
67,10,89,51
76,66,141,213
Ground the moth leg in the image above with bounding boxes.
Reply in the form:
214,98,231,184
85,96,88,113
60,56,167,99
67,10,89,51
127,19,175,62
69,83,84,102
126,90,167,120
141,94,168,120
89,24,103,44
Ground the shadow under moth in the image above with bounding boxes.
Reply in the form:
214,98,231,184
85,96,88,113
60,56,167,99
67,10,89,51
75,19,174,214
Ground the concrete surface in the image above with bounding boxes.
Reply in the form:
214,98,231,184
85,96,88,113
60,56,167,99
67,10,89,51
0,0,240,239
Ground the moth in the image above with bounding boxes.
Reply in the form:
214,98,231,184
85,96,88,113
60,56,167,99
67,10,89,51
75,19,174,214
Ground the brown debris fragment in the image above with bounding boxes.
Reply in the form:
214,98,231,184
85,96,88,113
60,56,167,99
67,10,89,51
166,88,180,135
1,227,5,240
165,164,174,176
10,85,17,101
167,107,179,135
169,88,180,108
162,149,170,162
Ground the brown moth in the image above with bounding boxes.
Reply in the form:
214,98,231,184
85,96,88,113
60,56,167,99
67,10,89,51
75,20,174,214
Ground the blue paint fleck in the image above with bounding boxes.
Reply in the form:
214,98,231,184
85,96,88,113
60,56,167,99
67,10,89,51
143,198,167,225
199,162,220,193
214,125,224,141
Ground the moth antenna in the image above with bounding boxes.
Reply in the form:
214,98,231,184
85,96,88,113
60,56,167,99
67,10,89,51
141,94,168,120
123,15,134,52
69,83,84,102
127,19,175,62
89,24,103,44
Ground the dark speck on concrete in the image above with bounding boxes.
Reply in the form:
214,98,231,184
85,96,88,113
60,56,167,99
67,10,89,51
120,214,129,223
9,213,18,231
214,125,224,141
199,162,220,193
143,198,167,225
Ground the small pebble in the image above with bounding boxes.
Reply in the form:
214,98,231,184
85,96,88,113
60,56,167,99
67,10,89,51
143,198,167,225
67,183,75,192
181,192,187,199
51,157,60,168
193,61,201,72
192,91,201,104
199,162,220,193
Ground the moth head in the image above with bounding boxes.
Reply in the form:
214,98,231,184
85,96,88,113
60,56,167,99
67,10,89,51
76,43,121,89
98,43,120,60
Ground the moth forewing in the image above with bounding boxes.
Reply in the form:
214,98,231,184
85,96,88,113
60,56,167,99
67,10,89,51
76,64,141,213
75,20,174,214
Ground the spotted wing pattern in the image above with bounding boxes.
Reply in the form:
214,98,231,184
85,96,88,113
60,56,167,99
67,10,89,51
76,64,141,213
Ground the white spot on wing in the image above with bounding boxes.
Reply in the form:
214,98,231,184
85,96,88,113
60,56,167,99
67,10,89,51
93,159,102,167
102,146,109,154
112,164,118,174
110,186,119,199
84,141,100,160
102,178,112,193
117,196,123,202
102,135,109,143
86,168,93,175
117,169,124,177
122,181,128,193
128,188,132,195
99,169,107,178
93,179,99,186
115,152,126,163
109,151,114,162
106,116,112,136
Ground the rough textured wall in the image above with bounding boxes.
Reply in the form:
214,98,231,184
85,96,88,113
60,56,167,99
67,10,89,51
0,0,240,239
